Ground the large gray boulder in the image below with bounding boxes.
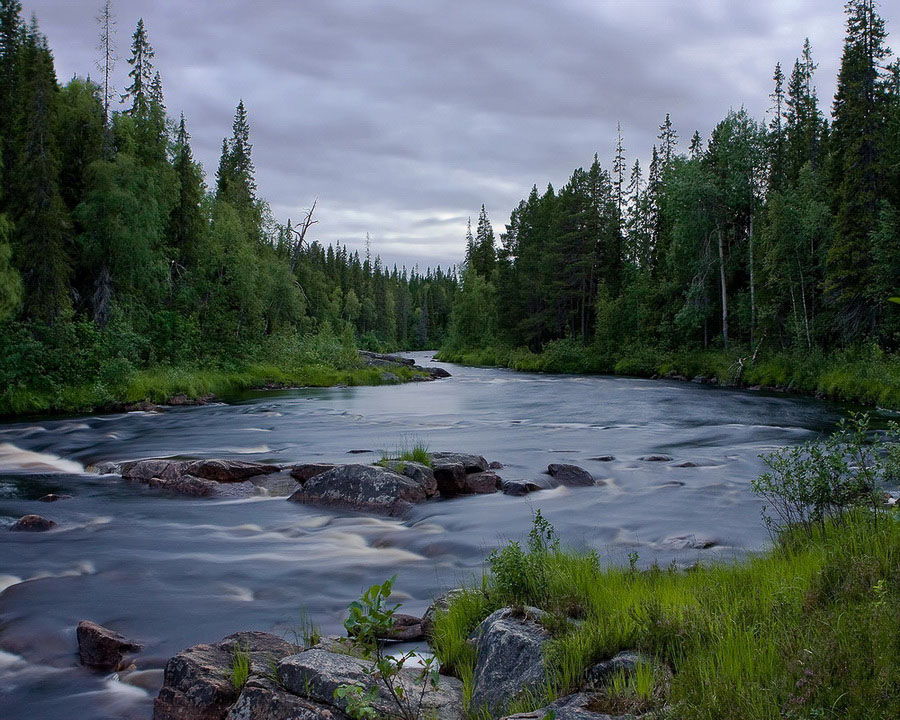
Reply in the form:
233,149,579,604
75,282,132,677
278,648,463,720
501,478,553,497
547,464,595,487
226,678,348,720
154,632,298,720
121,458,185,482
287,464,427,516
77,620,142,670
470,607,551,716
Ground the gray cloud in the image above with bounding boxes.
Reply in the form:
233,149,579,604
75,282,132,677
30,0,863,269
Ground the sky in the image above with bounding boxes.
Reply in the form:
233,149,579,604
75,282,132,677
25,0,883,270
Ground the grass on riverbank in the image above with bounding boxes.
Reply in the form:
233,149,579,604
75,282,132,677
436,341,900,409
0,362,427,417
431,510,900,720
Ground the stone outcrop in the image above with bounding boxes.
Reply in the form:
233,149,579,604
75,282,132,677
381,460,439,497
226,678,348,720
154,632,298,720
9,514,56,531
77,620,143,670
290,463,337,483
469,607,551,716
288,464,427,516
431,452,489,473
501,692,625,720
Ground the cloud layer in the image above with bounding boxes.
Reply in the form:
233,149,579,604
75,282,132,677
31,0,859,268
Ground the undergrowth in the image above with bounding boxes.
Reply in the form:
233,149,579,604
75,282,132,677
432,508,900,719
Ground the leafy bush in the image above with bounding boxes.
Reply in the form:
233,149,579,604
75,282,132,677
752,413,899,538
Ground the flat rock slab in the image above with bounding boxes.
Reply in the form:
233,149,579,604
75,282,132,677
288,464,427,516
547,464,595,487
290,464,337,483
226,677,348,720
431,452,489,473
77,620,143,670
470,607,551,716
639,455,673,462
279,648,463,720
182,460,280,483
502,692,629,720
10,514,56,532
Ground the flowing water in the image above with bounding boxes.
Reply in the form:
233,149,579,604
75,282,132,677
0,353,878,718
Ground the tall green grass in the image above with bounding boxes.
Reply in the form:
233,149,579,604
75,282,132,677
432,510,900,719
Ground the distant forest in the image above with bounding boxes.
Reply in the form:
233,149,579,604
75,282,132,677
0,1,456,407
447,0,900,371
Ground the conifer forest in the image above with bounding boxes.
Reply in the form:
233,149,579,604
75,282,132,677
0,0,898,412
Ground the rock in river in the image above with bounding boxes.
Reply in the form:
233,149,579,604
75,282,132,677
77,620,143,670
9,514,56,532
288,464,427,516
547,463,595,486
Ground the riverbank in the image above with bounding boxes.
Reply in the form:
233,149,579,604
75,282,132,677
437,342,900,410
0,358,434,418
431,508,900,719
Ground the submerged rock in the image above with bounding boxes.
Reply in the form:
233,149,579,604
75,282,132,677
547,463,596,487
288,464,427,516
470,607,551,716
9,514,56,532
77,620,142,670
638,454,673,462
37,493,71,502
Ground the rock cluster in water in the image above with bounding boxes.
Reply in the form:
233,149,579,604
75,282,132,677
95,452,605,514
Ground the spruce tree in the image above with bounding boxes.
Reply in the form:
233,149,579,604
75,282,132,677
122,18,153,117
826,0,891,339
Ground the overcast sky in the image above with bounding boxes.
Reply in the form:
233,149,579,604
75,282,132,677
26,0,887,270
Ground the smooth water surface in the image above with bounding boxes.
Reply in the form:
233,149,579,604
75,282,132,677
0,354,863,718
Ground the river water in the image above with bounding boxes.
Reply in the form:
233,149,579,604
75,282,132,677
0,353,872,718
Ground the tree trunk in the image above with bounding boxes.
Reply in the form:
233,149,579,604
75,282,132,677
717,224,728,348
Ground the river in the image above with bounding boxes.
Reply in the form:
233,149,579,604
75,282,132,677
0,353,865,718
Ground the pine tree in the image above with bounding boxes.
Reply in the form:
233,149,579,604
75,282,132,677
168,114,205,269
769,62,786,191
122,18,153,117
216,100,258,233
470,204,496,280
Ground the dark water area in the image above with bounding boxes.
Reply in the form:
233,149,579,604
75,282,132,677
0,353,881,718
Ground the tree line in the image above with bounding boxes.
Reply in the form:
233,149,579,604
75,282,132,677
447,0,900,364
0,1,455,399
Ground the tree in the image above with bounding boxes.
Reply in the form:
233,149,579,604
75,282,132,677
167,114,205,270
468,204,496,280
0,0,22,199
95,0,115,126
216,100,259,235
122,18,153,117
826,0,891,340
9,23,70,322
769,62,787,191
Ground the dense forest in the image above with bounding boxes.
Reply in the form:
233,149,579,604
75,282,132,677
0,1,456,413
443,0,900,407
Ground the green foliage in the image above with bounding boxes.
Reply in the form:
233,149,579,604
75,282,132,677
488,510,560,607
338,576,441,720
230,644,251,691
435,508,900,720
379,440,431,468
753,412,899,538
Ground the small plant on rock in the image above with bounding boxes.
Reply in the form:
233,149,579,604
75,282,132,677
230,644,251,690
335,575,440,720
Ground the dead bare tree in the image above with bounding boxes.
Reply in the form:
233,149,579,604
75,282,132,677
289,197,318,272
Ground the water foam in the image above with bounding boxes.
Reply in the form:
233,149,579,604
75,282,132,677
0,442,85,474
